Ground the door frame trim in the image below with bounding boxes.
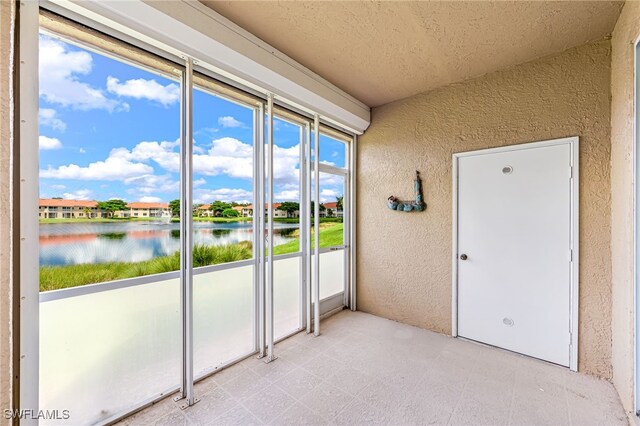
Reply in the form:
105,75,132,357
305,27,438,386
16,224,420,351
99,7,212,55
451,136,579,371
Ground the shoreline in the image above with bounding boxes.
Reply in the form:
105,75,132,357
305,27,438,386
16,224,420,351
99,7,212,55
39,217,342,224
39,222,344,292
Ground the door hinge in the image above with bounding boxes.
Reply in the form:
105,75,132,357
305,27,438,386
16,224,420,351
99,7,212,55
569,166,574,179
569,249,573,262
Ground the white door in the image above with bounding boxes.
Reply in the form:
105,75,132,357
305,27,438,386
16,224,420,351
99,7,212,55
455,139,576,367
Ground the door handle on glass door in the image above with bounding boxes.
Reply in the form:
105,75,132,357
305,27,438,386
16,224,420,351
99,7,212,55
459,254,468,261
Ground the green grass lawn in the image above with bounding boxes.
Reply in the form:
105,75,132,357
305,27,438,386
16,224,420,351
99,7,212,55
40,223,344,292
40,242,253,292
272,223,344,255
272,217,343,224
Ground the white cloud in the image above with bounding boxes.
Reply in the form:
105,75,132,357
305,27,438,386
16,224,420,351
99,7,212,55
124,174,178,197
91,136,299,187
194,188,252,204
319,173,343,186
274,189,300,202
193,144,205,154
195,127,219,139
218,116,243,128
118,140,181,172
62,189,92,200
40,154,153,181
106,77,180,106
39,135,305,204
192,137,253,179
50,184,66,190
139,196,162,203
319,188,339,203
39,36,123,111
39,108,66,131
272,144,301,186
79,148,86,154
39,136,63,150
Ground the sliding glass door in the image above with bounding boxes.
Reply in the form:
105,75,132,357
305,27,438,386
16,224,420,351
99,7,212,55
38,29,183,424
317,172,347,301
312,133,349,308
272,115,306,340
191,74,258,378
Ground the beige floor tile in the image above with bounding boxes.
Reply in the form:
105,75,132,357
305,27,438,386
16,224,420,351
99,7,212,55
212,405,262,426
153,410,188,426
325,366,375,396
358,379,412,414
297,333,341,352
210,362,249,386
115,311,626,426
279,342,319,366
221,369,270,401
301,353,350,379
448,396,510,426
250,357,297,383
118,394,181,425
331,398,391,425
276,335,307,352
509,392,569,426
183,387,237,426
462,373,514,407
391,398,454,425
412,367,467,405
194,375,220,396
243,384,297,423
275,367,323,399
270,402,328,426
565,385,628,426
299,381,354,420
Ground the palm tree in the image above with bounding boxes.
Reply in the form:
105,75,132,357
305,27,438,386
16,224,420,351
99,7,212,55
83,207,92,219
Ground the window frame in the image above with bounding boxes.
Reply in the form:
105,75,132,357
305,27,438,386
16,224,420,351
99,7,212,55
21,5,356,423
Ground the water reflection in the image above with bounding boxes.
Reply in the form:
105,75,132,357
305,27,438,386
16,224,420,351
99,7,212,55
98,232,126,240
40,221,298,266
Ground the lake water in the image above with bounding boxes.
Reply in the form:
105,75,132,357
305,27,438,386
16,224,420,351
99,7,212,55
39,221,298,266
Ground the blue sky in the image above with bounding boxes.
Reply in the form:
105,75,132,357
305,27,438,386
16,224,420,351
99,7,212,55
38,33,346,204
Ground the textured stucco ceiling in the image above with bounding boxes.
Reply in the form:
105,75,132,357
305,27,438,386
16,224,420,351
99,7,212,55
201,1,623,107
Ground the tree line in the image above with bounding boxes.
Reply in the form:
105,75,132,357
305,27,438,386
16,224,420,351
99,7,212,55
81,195,344,218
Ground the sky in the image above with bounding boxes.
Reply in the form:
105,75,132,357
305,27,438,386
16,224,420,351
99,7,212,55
38,33,346,205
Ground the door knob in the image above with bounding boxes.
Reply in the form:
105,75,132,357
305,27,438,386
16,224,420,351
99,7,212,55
459,254,468,261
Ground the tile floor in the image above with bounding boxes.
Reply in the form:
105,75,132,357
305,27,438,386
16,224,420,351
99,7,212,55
117,311,628,425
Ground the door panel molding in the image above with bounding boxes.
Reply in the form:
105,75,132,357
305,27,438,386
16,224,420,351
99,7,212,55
451,136,579,371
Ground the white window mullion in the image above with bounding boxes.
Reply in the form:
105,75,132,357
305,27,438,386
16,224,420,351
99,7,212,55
265,94,276,362
177,57,196,408
304,122,312,334
255,102,266,358
313,115,321,336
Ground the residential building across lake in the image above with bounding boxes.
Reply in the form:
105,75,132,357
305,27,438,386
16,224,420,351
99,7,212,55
39,199,171,219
